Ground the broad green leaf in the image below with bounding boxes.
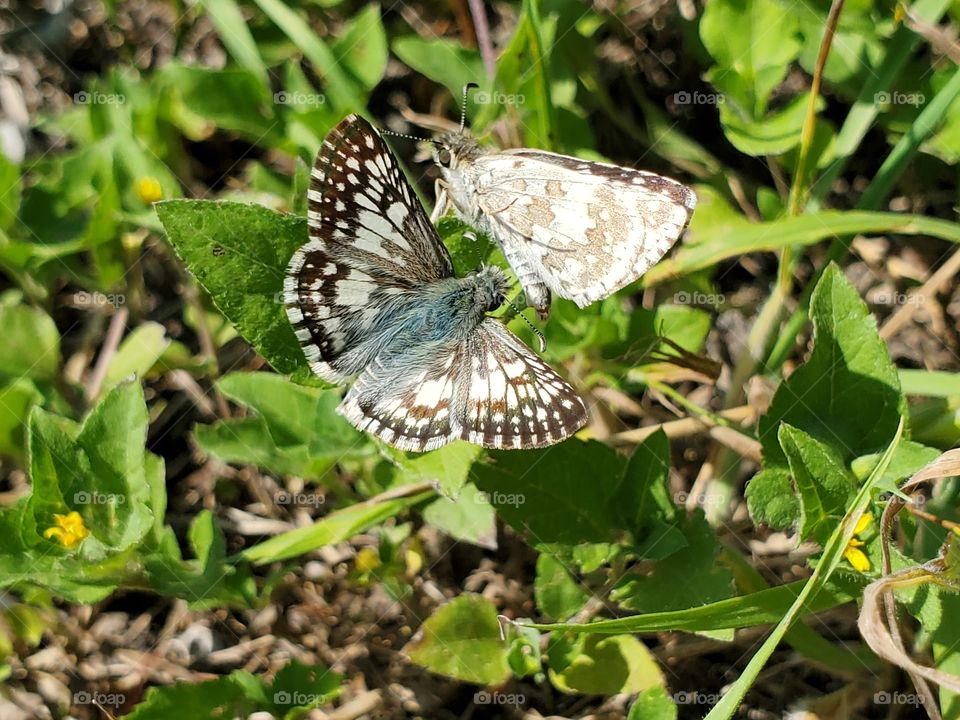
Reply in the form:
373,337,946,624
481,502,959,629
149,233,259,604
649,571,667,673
102,322,170,390
195,417,324,478
331,5,387,92
394,440,482,498
629,686,678,720
779,424,857,542
404,594,511,685
472,440,625,544
548,634,664,695
612,515,734,613
0,379,40,462
241,490,433,564
156,200,305,375
611,430,675,538
216,372,360,452
748,264,905,529
392,37,484,104
0,303,60,382
268,662,342,719
535,553,590,621
143,511,255,609
718,93,819,156
126,670,268,719
700,0,802,114
422,485,497,549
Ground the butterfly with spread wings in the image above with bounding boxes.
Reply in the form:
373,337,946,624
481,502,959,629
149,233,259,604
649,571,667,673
284,115,587,452
432,130,697,318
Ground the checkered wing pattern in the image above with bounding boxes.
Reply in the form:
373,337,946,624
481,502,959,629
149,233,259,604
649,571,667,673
284,114,454,381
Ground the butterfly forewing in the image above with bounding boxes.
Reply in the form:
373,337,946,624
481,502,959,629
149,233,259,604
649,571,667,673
284,114,454,380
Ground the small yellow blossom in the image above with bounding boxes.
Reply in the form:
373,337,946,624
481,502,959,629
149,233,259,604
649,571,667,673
135,177,163,204
43,511,89,549
355,547,381,573
843,512,873,573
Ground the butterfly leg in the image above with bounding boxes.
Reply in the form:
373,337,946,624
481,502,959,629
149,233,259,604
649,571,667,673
430,180,449,223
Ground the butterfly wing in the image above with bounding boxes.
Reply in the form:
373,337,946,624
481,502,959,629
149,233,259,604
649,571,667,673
457,319,587,448
284,114,454,381
338,319,587,451
466,149,696,307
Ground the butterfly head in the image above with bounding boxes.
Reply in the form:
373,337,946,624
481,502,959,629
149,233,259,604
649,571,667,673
468,264,511,315
433,131,484,170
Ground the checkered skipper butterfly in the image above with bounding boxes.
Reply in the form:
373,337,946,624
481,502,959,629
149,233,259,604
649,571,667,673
431,106,697,317
284,115,587,452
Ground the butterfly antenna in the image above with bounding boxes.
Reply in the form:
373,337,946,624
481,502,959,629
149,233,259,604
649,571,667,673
379,127,434,144
507,298,547,352
460,83,479,133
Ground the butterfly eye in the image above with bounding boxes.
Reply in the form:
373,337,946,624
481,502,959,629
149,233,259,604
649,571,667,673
438,148,452,167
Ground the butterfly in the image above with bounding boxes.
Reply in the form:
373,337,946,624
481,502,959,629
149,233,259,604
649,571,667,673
432,130,697,318
283,114,588,452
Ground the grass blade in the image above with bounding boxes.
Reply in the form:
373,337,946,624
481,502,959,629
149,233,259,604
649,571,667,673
199,0,271,91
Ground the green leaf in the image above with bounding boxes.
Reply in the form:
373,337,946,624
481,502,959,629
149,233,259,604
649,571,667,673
613,515,735,613
268,662,342,718
611,430,676,538
548,634,664,695
779,424,857,542
422,486,497,549
700,0,802,114
198,0,270,89
102,322,171,390
748,264,905,529
156,200,305,375
126,670,268,719
0,303,60,382
394,440,482,498
331,5,387,93
472,440,626,544
241,490,433,564
629,686,678,720
404,594,511,685
535,553,590,621
645,212,960,285
0,379,41,462
392,37,483,102
718,93,819,156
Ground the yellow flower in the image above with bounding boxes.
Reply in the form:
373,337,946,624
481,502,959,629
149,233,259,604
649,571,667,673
843,512,873,572
355,547,381,573
43,511,89,549
135,177,163,204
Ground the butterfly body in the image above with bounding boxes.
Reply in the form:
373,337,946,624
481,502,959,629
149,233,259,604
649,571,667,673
434,132,697,317
285,115,586,452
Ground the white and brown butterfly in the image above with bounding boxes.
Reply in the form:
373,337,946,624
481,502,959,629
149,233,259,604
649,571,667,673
431,108,696,318
283,114,587,452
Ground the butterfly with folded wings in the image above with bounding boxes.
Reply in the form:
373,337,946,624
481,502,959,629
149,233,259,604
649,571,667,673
432,127,697,318
284,114,587,452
